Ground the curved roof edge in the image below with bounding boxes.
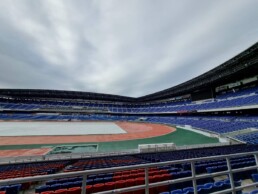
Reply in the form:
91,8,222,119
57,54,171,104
137,41,258,101
0,88,135,102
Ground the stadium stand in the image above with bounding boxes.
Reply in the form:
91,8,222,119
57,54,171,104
0,42,258,193
0,161,70,180
0,85,258,113
1,144,258,194
145,116,258,134
235,131,258,144
1,113,257,138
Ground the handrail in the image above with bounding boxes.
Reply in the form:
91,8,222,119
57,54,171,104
0,150,258,194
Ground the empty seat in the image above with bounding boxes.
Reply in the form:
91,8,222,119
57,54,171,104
60,182,73,189
162,174,171,181
54,189,67,194
0,186,6,191
115,180,126,189
201,183,214,193
213,181,224,192
123,179,136,194
5,184,21,194
94,178,104,184
92,183,105,193
252,174,258,182
41,192,54,194
86,185,92,194
104,182,115,191
73,182,82,187
50,184,61,191
36,185,50,193
170,189,183,194
113,176,122,181
134,177,145,194
46,180,57,186
149,176,156,183
183,187,194,194
66,187,81,194
125,179,135,187
135,177,145,185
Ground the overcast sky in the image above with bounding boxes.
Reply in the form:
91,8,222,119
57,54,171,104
0,0,258,97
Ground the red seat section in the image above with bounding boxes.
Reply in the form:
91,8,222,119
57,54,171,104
113,175,122,181
67,187,81,194
92,183,105,193
0,161,69,180
115,180,126,189
41,192,54,194
104,182,115,191
134,177,145,194
123,179,136,194
125,179,136,187
162,174,172,181
54,189,67,194
86,185,93,194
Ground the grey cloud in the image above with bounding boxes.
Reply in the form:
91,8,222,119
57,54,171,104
0,0,258,97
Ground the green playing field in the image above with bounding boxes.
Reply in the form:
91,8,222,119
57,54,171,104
0,127,219,153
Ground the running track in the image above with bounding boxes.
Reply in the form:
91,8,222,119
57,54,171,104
0,122,175,145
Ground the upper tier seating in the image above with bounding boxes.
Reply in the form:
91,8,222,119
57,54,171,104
217,86,258,99
1,85,258,113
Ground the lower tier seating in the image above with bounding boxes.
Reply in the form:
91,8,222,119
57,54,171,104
0,144,258,193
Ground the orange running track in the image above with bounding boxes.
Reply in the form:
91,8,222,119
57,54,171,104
0,148,52,157
0,122,175,146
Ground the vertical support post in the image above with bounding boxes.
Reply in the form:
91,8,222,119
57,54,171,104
226,157,235,194
254,154,258,166
145,167,149,194
81,174,87,194
191,162,197,194
254,154,258,173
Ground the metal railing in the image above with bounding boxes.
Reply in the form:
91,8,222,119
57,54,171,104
1,151,258,194
0,141,233,165
0,149,139,165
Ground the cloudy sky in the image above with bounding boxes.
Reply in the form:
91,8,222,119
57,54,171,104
0,0,258,97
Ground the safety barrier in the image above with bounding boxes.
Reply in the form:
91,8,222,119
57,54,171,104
0,149,139,165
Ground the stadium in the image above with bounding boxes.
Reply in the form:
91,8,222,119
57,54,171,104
0,41,257,194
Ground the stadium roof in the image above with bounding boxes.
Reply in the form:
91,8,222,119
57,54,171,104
0,42,257,103
138,41,258,101
0,89,135,102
